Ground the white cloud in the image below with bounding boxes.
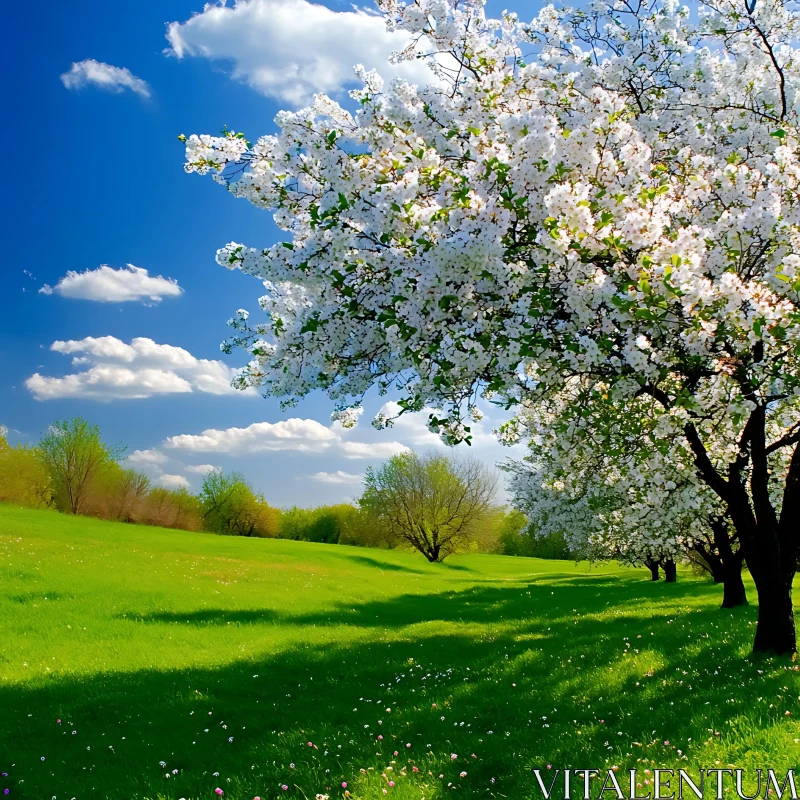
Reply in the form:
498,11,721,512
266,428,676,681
127,449,169,468
185,463,218,475
156,473,191,490
165,418,337,453
338,440,410,459
311,470,363,485
60,59,151,98
165,0,437,106
375,401,443,447
165,417,408,459
40,264,182,304
25,336,255,401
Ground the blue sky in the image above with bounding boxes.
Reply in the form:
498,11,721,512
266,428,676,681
2,0,523,506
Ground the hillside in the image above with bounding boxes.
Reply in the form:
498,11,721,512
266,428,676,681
0,505,797,799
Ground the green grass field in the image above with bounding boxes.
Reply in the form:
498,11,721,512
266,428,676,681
0,505,798,800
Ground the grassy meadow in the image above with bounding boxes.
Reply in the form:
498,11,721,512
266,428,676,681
0,504,798,800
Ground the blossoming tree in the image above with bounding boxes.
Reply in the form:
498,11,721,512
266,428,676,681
504,392,749,600
183,0,799,652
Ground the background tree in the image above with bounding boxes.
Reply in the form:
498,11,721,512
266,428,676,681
360,451,497,562
83,464,151,523
38,418,122,515
200,469,279,537
142,487,204,532
0,427,51,508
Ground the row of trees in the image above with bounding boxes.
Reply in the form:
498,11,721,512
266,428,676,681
6,418,741,580
1,419,206,530
0,419,543,557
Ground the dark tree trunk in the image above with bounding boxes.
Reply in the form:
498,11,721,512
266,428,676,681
732,507,795,653
689,542,724,582
663,559,677,583
708,559,725,584
425,545,441,562
731,511,796,653
751,571,796,654
709,516,748,609
741,423,796,654
683,405,797,655
645,559,660,581
721,564,748,609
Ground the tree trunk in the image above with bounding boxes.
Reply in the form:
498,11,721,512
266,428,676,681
736,509,795,653
680,404,796,654
751,573,796,654
710,516,748,609
721,563,748,609
663,559,677,583
708,557,725,584
732,521,795,653
645,559,660,581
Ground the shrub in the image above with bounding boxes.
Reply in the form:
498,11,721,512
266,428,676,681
200,469,279,537
277,504,384,546
0,432,52,508
141,487,204,532
494,509,574,559
82,464,151,522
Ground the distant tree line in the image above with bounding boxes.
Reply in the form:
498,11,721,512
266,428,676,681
0,418,551,560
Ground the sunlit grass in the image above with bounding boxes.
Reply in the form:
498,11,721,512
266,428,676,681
0,505,797,800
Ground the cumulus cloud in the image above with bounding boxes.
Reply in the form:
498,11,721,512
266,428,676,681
156,473,191,490
375,401,444,447
164,418,408,459
40,264,182,304
127,449,169,468
164,0,437,106
311,470,364,485
338,440,409,459
60,59,151,98
185,463,218,475
25,336,256,401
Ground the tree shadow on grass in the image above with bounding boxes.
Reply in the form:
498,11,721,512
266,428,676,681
1,575,795,800
323,551,429,574
134,573,711,629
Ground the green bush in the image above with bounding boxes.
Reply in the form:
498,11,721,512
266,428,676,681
200,469,279,537
495,508,574,559
0,433,52,508
277,504,385,546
